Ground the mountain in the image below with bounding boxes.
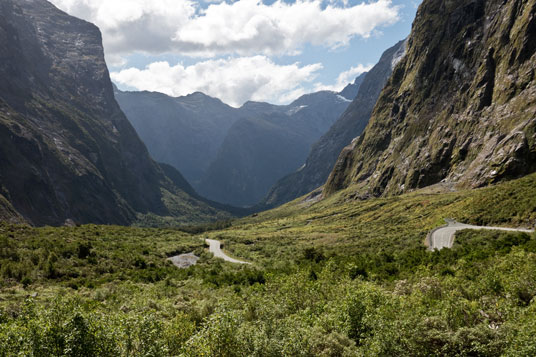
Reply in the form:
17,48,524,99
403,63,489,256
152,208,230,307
324,0,536,197
116,80,361,208
262,40,406,208
197,90,357,206
339,72,367,101
114,89,241,185
0,0,230,226
0,193,24,224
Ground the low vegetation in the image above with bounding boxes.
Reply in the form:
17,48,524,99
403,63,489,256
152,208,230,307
206,173,536,267
1,174,536,355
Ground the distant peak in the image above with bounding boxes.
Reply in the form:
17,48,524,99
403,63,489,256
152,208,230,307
183,91,225,104
241,101,275,109
186,91,208,98
242,100,263,106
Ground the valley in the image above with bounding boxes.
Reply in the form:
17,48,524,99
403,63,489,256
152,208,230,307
1,0,536,355
1,174,536,355
116,83,358,207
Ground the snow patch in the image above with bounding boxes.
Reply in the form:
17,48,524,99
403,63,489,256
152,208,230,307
336,95,351,103
286,105,308,115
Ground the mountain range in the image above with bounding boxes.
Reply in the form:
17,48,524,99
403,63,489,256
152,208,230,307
198,90,357,206
114,88,241,185
262,40,406,208
1,0,534,228
116,79,362,207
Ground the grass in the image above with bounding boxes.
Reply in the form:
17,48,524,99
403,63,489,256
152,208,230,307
202,173,536,266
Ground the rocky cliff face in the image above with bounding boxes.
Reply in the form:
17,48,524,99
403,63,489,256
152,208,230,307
198,91,355,207
324,0,536,197
0,0,228,225
339,72,367,101
262,40,406,208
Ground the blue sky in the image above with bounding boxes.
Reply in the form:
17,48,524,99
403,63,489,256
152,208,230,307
301,0,421,86
50,0,421,106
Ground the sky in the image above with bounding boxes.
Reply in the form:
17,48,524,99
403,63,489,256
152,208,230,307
49,0,422,107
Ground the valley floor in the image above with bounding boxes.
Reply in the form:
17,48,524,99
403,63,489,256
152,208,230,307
1,174,536,355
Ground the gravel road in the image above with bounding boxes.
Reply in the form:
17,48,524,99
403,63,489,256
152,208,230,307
429,219,534,250
206,239,250,264
167,252,199,268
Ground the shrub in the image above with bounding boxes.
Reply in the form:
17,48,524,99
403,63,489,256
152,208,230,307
77,242,92,259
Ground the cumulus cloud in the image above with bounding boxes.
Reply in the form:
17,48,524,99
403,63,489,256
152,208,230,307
314,63,372,92
111,56,323,106
175,0,400,57
50,0,400,103
50,0,195,56
50,0,400,58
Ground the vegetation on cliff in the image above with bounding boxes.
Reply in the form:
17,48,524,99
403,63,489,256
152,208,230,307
325,0,536,197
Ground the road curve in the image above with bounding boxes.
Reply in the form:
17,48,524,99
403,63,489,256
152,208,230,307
206,239,250,264
428,219,534,250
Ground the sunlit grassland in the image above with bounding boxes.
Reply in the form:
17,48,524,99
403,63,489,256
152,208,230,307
203,173,536,266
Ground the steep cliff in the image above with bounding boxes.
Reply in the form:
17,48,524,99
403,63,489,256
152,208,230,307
325,0,536,198
262,40,406,208
339,72,367,101
0,0,229,225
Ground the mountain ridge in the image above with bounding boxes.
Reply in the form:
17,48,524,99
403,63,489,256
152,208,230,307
197,88,359,206
116,82,361,207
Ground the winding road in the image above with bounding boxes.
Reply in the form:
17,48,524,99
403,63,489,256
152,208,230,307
206,239,250,264
428,219,534,250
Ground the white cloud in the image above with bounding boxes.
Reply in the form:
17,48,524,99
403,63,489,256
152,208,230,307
49,0,400,104
314,63,372,92
175,0,400,57
50,0,400,58
111,56,323,106
50,0,195,56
